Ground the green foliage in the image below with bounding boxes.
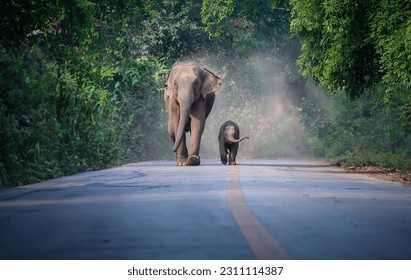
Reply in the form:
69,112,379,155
290,0,411,128
201,0,237,36
0,46,123,187
0,0,163,187
298,90,411,171
296,96,331,138
290,0,380,97
341,151,411,172
114,58,170,162
370,0,411,128
290,0,411,171
201,0,291,53
140,0,209,62
371,0,411,94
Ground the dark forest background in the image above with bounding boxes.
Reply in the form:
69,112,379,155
1,0,410,187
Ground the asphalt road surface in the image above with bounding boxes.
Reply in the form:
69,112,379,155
1,159,411,260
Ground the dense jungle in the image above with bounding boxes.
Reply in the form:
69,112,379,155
1,0,410,187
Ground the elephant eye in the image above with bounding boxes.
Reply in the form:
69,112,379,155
193,80,199,88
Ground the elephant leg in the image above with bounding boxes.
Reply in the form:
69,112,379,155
186,102,206,166
220,143,228,164
176,133,188,166
229,143,239,165
186,119,203,166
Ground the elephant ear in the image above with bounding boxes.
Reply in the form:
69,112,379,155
201,68,222,98
164,69,173,98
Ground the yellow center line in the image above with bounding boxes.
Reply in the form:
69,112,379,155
227,165,291,260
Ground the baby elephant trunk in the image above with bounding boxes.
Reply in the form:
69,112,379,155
225,135,250,144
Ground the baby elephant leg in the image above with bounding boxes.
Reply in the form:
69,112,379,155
228,143,239,165
220,143,228,164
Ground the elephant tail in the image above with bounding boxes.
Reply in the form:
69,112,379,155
225,135,249,144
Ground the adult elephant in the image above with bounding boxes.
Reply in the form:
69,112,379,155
164,63,222,166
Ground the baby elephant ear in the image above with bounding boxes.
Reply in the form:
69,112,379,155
201,68,222,98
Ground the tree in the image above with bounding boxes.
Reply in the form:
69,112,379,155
290,0,411,127
289,0,380,96
0,0,160,187
371,0,411,127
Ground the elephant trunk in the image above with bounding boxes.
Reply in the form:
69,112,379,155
225,135,249,144
172,93,192,152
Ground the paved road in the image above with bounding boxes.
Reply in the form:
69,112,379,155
1,159,411,260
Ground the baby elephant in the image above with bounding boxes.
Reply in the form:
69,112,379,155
218,120,249,165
